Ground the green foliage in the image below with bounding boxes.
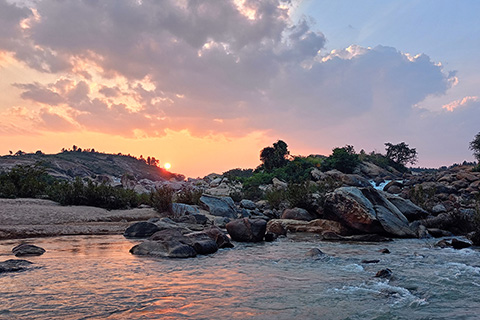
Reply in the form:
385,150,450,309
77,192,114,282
0,164,51,198
260,140,290,172
408,185,436,209
175,186,203,205
470,132,480,162
286,182,315,210
385,142,418,167
222,168,254,182
150,185,174,213
49,178,144,209
265,188,286,209
321,145,360,174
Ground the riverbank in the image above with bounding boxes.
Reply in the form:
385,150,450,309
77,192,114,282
0,198,160,240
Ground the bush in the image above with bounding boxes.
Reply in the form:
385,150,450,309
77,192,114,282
321,145,360,174
175,186,203,205
150,185,174,213
0,164,51,198
265,188,286,209
286,182,315,210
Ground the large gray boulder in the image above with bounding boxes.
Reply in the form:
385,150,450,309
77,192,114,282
324,187,416,237
226,218,266,242
200,195,237,218
382,192,428,221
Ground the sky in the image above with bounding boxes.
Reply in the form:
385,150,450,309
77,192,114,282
0,0,479,177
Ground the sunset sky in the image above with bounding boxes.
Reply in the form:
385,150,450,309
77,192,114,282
1,0,479,177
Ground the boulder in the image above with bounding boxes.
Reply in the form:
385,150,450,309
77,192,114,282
200,195,237,218
272,178,288,189
171,203,199,216
321,232,392,242
324,187,416,237
434,238,471,249
124,221,160,238
383,181,404,194
375,268,393,279
203,226,234,248
226,218,266,242
0,259,34,273
187,233,218,255
12,244,45,257
432,204,447,214
240,199,256,210
266,219,349,236
383,193,428,221
281,208,316,221
130,240,197,258
305,248,325,258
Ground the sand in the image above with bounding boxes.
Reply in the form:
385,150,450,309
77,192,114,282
0,198,160,239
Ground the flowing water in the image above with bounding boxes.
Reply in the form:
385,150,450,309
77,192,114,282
1,234,480,320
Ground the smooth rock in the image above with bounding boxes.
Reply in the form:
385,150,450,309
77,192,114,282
12,244,45,257
200,195,237,218
375,268,393,279
124,221,160,238
226,218,266,242
203,226,234,249
281,208,316,221
0,259,34,273
240,199,256,210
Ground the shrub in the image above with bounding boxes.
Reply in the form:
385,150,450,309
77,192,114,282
321,145,360,174
175,186,203,205
150,185,174,213
286,182,315,210
265,188,286,209
0,163,51,198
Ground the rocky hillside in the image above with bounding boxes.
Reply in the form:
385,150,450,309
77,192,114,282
0,151,184,182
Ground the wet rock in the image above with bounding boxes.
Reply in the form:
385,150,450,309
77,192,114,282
200,195,237,218
12,244,45,257
451,238,472,249
427,228,452,238
203,226,234,248
434,239,450,248
130,229,198,258
124,221,160,238
321,232,392,242
379,248,390,254
362,259,380,264
226,218,266,242
305,248,325,258
383,181,403,194
264,232,277,242
375,268,393,279
0,259,34,273
281,208,316,221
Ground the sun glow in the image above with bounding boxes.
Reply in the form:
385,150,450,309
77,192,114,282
164,162,171,170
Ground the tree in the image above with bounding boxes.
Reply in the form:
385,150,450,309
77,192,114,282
385,142,418,166
470,132,480,162
260,140,290,171
321,145,359,174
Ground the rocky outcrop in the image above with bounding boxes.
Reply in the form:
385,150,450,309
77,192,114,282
12,244,45,257
226,218,267,242
324,187,416,237
382,193,428,222
267,219,349,236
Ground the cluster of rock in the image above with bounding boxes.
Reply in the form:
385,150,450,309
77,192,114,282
0,243,45,274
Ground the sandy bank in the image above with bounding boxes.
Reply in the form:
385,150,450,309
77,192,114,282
0,198,160,239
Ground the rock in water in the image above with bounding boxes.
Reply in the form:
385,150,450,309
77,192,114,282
12,244,45,257
226,218,266,242
375,268,393,279
124,221,160,238
199,195,237,218
203,226,234,248
305,248,325,258
0,259,33,273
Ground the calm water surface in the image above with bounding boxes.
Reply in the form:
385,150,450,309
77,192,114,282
1,234,480,319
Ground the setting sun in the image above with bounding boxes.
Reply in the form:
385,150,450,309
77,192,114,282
164,162,171,170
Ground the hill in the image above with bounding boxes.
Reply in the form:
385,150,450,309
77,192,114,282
0,150,184,182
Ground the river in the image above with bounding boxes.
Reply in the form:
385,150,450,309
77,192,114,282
1,234,480,319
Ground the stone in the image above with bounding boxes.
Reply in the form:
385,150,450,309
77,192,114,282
383,181,404,194
0,259,34,273
432,204,447,214
324,187,416,237
240,199,256,210
451,238,472,249
266,219,349,236
281,207,316,221
305,248,325,258
203,226,234,248
383,193,428,221
427,228,452,238
362,259,380,264
379,248,390,254
124,221,160,238
12,244,45,257
272,178,288,189
226,218,267,242
200,195,237,218
322,233,392,242
171,203,200,216
375,268,393,279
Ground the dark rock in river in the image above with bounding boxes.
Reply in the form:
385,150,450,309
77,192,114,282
434,238,472,249
226,218,266,242
203,226,234,248
12,244,45,257
375,268,393,279
362,259,380,264
305,248,325,258
321,232,392,242
0,259,34,273
124,221,160,238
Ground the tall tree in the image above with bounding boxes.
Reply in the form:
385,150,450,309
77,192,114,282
260,140,290,171
470,132,480,162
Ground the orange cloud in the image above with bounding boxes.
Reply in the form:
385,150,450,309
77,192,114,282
442,96,479,112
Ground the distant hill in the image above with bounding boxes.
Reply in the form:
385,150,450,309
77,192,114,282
0,150,184,182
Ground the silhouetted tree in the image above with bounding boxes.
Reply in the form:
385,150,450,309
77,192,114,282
260,140,290,171
321,145,359,174
470,132,480,162
385,142,418,166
